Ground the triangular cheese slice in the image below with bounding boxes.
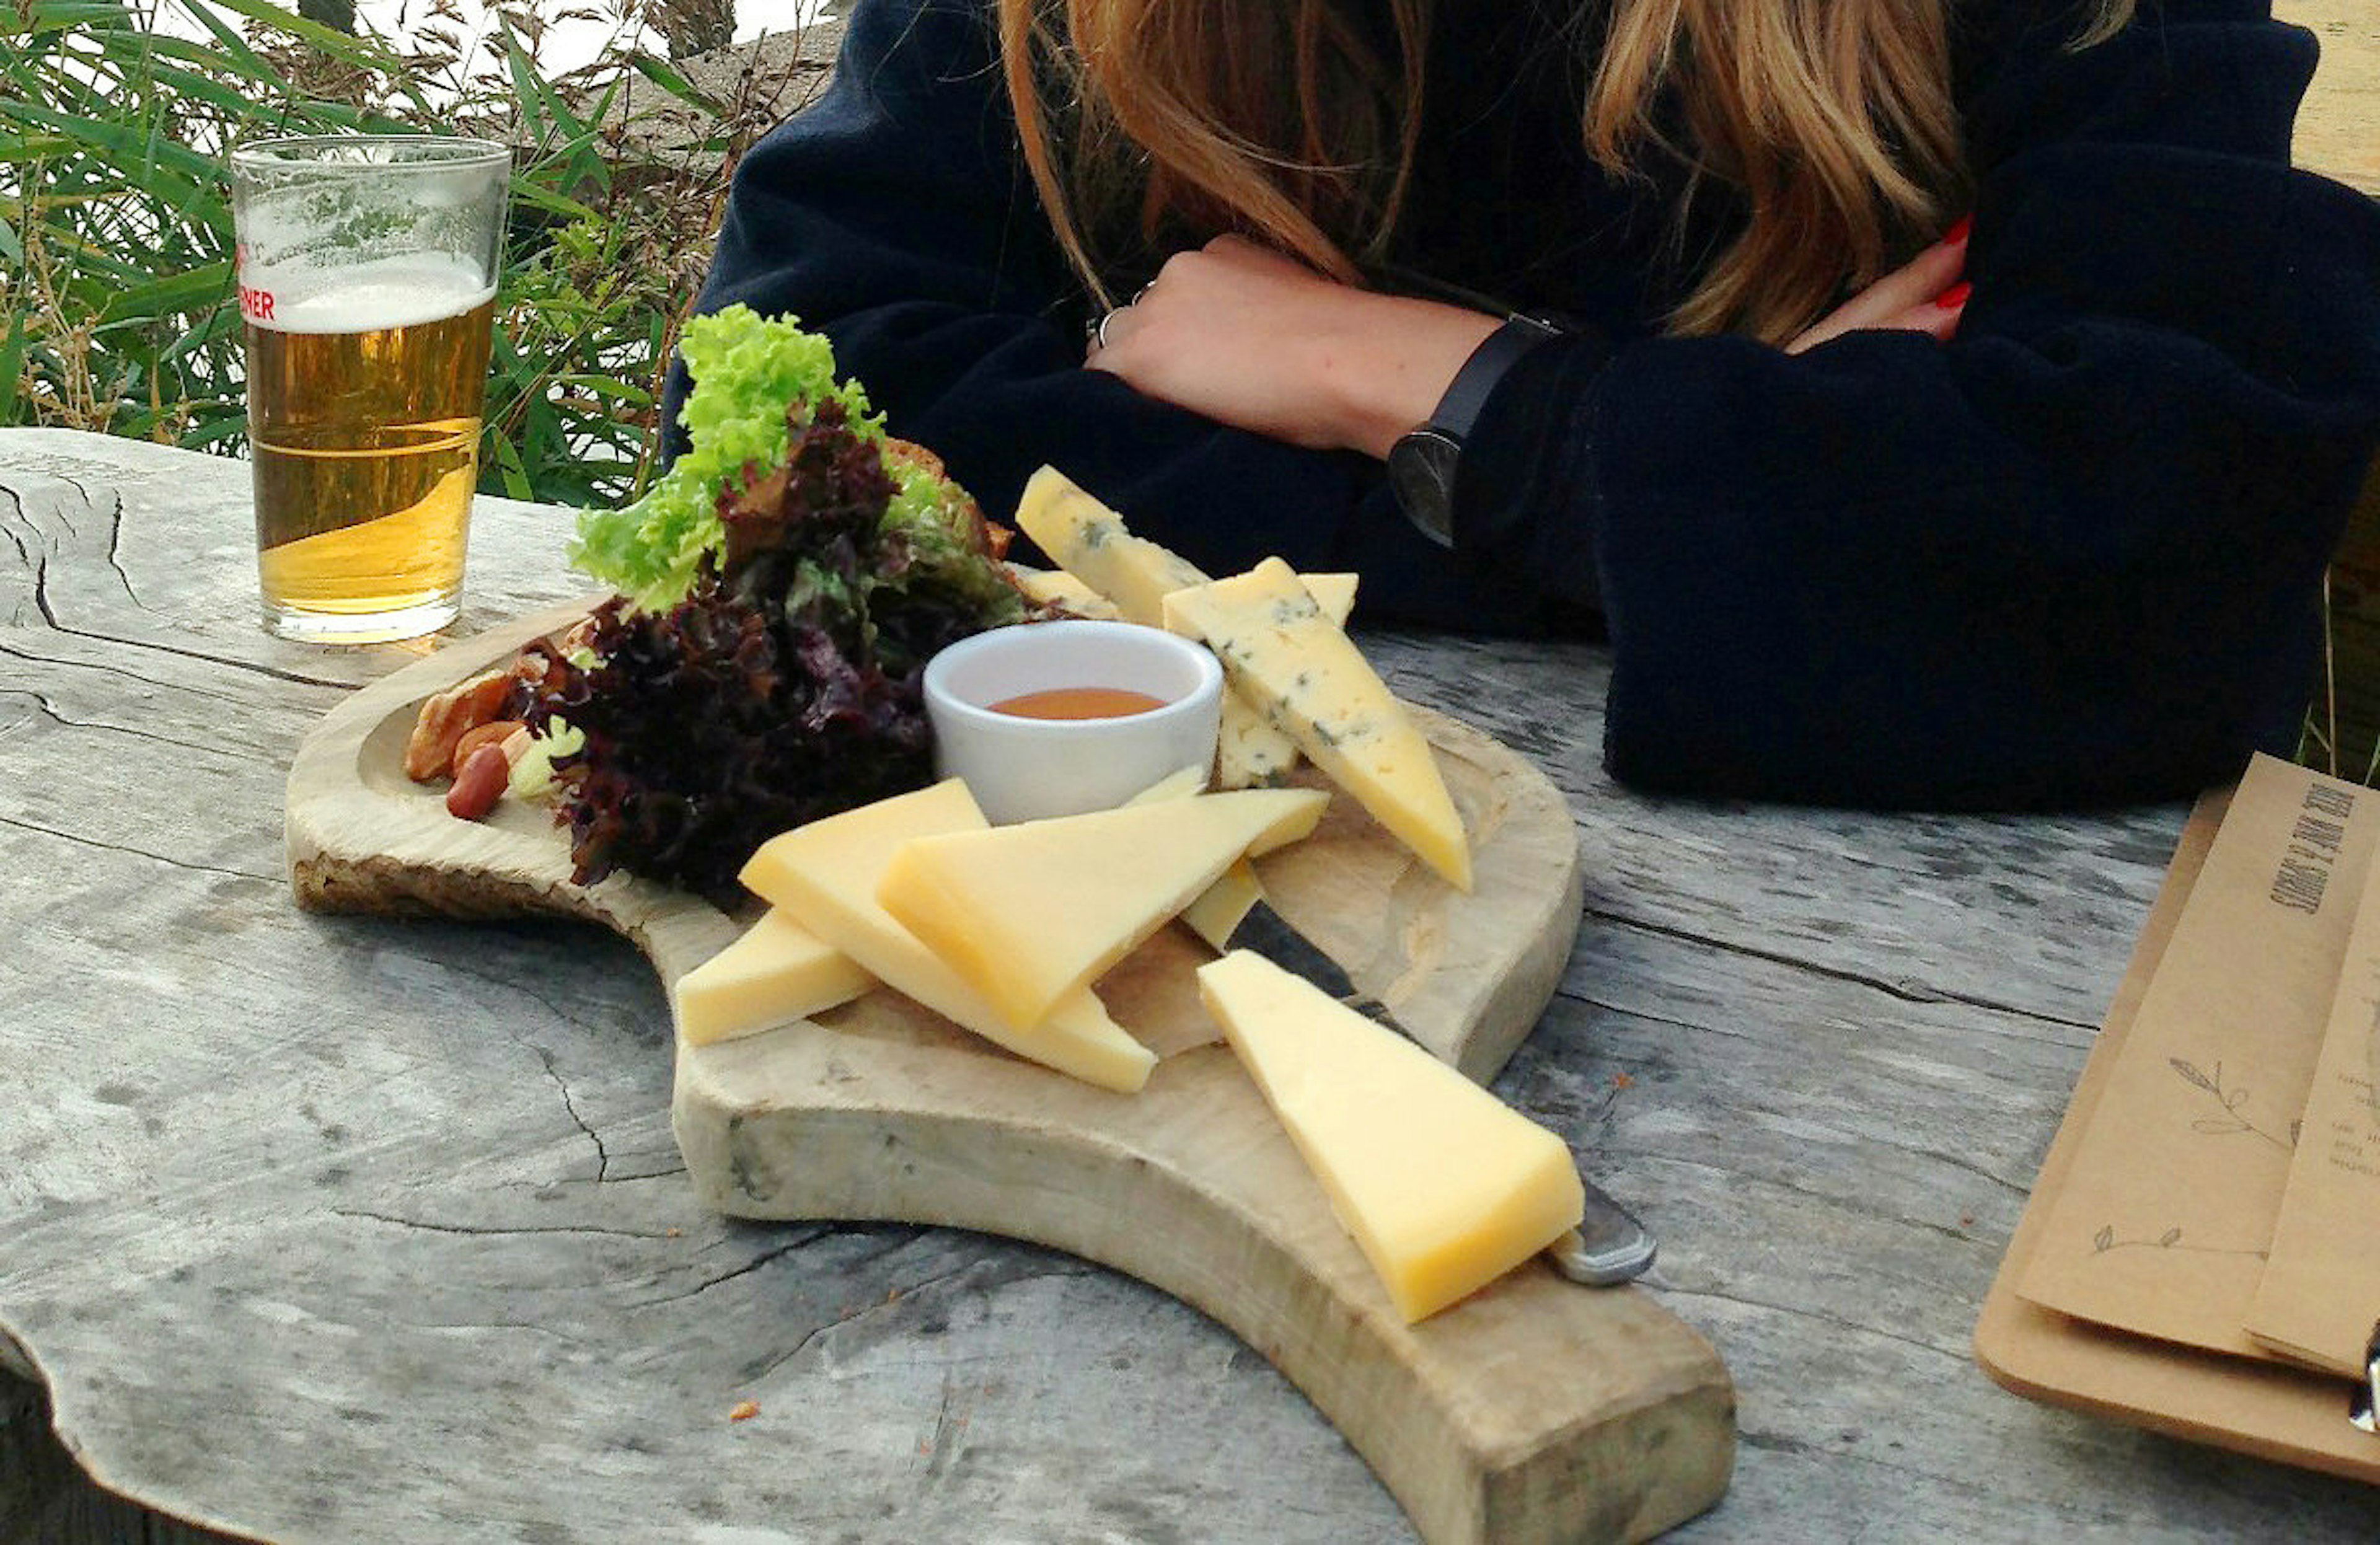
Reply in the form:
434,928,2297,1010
878,787,1327,1031
1126,763,1261,949
1014,466,1212,625
1166,557,1471,890
672,908,875,1047
1197,950,1583,1323
1179,858,1262,952
739,780,1155,1093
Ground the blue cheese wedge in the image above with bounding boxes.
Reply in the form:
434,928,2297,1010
1013,466,1357,790
1165,557,1472,892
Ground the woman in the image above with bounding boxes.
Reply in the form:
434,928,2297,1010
673,0,2380,808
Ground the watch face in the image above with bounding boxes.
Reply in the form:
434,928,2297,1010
1388,431,1460,547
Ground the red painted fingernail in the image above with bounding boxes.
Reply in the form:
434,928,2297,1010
1934,281,1972,310
1942,214,1973,246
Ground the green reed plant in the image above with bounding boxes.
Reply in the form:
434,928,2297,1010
0,0,799,506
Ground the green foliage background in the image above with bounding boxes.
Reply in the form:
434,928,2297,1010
0,0,806,508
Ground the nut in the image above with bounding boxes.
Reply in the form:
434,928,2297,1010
450,719,528,778
555,616,601,658
403,669,513,782
445,742,511,821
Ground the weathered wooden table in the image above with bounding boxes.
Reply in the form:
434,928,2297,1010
3,426,2377,1543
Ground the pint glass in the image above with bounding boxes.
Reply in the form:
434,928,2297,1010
229,136,508,643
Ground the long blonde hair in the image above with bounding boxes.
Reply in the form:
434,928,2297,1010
998,0,2136,343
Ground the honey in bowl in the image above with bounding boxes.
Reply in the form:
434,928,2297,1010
988,685,1168,721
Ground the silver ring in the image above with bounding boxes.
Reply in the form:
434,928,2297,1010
1092,306,1126,350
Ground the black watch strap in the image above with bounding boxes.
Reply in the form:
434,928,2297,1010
1425,312,1566,441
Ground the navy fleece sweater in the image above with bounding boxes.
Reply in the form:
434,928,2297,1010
674,0,2380,809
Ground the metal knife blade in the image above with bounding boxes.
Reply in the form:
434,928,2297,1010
1224,897,1388,1019
1219,900,1657,1287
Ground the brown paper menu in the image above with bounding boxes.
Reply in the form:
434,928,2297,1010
2016,753,2380,1358
2246,861,2380,1376
1976,780,2380,1484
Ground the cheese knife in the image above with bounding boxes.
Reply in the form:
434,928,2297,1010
1223,899,1658,1287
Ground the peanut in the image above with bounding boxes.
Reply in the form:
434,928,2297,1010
450,719,528,778
445,742,511,822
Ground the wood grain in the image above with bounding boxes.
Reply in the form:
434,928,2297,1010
283,604,1735,1545
13,429,2380,1544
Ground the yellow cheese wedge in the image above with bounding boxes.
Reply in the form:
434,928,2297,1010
1123,764,1210,804
1125,764,1259,948
1206,573,1355,789
1165,557,1471,891
1179,858,1263,952
672,908,876,1047
1014,467,1357,630
1014,466,1212,623
1009,566,1122,620
1197,950,1584,1323
878,788,1328,1031
1011,466,1358,790
739,780,1156,1093
1212,698,1302,790
1208,573,1354,788
1295,571,1358,625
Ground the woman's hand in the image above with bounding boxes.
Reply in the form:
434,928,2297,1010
1786,219,1971,354
1086,235,1497,460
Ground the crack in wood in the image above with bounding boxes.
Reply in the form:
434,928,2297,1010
624,1228,842,1310
1647,1278,1963,1365
1901,1144,2032,1199
97,487,140,611
534,1045,610,1184
1586,904,2100,1031
0,686,268,763
0,811,275,883
1554,983,1724,1041
744,1259,985,1388
0,636,255,710
1,479,349,692
329,1208,681,1244
519,1164,691,1189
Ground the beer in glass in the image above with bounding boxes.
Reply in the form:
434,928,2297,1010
230,136,509,643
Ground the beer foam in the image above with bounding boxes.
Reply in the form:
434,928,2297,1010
246,253,495,334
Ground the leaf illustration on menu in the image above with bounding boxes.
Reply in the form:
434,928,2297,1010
2168,1057,2294,1149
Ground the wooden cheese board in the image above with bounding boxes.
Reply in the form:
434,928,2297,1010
285,601,1735,1545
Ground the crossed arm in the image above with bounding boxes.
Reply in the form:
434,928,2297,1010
1085,230,1972,459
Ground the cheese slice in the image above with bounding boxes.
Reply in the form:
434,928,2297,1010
1014,466,1213,623
1212,698,1302,790
1011,466,1358,790
1123,764,1210,804
1179,858,1263,952
1010,566,1123,620
878,788,1328,1031
1290,571,1357,625
739,780,1156,1093
1126,764,1259,949
1197,949,1584,1323
672,908,875,1047
1166,557,1471,891
1209,573,1355,788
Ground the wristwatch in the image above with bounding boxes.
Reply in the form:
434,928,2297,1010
1386,312,1567,547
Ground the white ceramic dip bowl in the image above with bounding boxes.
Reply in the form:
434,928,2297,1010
923,620,1222,824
